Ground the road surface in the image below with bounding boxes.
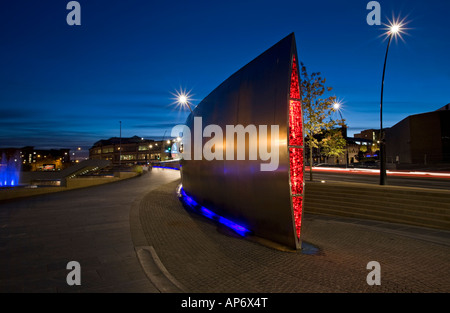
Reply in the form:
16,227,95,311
309,170,450,190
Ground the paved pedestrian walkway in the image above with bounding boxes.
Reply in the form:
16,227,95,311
0,168,180,293
133,178,450,293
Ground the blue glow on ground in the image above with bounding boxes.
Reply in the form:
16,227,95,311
179,187,251,237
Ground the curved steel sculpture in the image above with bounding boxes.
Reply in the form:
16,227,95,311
180,33,304,250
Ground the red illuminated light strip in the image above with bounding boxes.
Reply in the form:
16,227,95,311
288,55,304,239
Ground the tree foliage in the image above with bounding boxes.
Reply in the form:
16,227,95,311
360,145,368,153
300,63,345,180
320,129,347,158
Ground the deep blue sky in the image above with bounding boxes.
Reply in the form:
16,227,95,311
1,0,449,151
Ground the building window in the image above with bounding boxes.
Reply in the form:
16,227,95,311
120,154,136,161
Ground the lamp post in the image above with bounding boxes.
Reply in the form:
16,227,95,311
161,130,167,161
119,121,122,168
333,101,348,168
172,90,195,163
380,23,401,185
333,101,345,121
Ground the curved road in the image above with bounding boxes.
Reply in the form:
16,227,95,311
0,168,180,292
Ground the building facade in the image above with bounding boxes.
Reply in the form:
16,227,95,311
354,129,381,142
386,106,450,165
89,136,176,165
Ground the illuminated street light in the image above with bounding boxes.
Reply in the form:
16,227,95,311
379,18,407,185
390,24,400,34
179,95,187,105
332,100,348,168
332,100,345,124
172,89,195,114
333,101,341,111
178,94,193,113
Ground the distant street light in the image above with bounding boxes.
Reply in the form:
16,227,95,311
178,93,194,114
172,88,195,114
171,88,195,160
332,101,344,122
179,95,187,105
332,100,348,168
379,20,405,185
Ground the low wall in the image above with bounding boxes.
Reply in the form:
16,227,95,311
0,172,139,202
304,181,450,230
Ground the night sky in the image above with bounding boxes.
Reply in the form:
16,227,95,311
1,0,449,153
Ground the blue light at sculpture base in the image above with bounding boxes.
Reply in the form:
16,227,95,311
178,186,251,237
0,153,21,187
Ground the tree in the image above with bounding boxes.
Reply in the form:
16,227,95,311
320,129,347,160
371,142,379,154
360,145,368,153
300,63,344,181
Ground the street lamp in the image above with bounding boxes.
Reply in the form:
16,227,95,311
172,88,195,114
332,101,344,121
332,100,348,168
178,93,194,114
171,89,195,162
119,121,122,168
379,21,404,185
